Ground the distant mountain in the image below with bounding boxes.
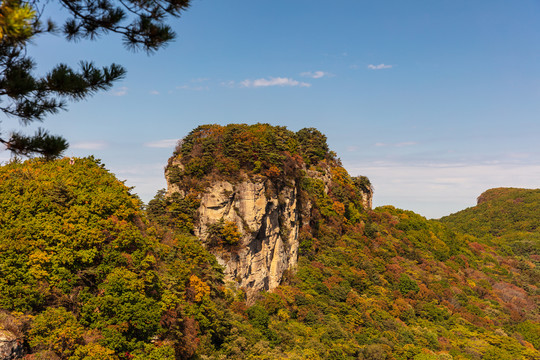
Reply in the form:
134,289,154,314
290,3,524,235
440,188,540,263
441,187,540,238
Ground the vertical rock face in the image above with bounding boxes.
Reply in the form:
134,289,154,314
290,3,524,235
164,165,373,303
0,330,23,360
360,186,373,210
194,178,299,302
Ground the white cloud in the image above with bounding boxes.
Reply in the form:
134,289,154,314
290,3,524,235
396,141,418,147
173,79,210,91
176,84,209,91
71,141,108,150
110,163,168,203
149,90,159,95
345,160,540,219
301,71,330,79
0,151,11,163
220,81,236,88
240,77,311,88
368,64,393,70
144,139,179,148
111,86,128,96
374,141,417,147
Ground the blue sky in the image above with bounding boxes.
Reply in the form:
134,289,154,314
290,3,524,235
2,0,540,218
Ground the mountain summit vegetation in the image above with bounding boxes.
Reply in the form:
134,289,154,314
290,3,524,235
0,125,539,359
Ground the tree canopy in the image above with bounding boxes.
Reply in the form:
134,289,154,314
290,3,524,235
0,130,539,358
0,0,191,159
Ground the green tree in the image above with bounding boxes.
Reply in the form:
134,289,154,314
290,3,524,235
296,127,330,165
28,306,84,358
0,0,190,158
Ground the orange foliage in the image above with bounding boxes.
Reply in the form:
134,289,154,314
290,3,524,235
264,165,281,178
332,201,345,217
189,275,210,302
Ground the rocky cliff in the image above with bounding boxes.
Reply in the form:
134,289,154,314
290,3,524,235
162,124,372,302
193,179,299,301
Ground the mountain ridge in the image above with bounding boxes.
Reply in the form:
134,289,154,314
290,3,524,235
0,125,538,359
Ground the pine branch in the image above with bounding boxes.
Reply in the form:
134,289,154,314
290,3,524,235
59,0,190,52
1,128,68,159
0,0,191,158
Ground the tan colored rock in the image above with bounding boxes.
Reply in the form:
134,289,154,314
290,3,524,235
0,329,22,360
164,155,373,303
165,157,185,198
360,185,373,210
193,179,299,303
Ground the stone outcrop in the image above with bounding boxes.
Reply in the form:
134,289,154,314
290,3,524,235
165,158,185,198
359,186,373,210
164,166,373,303
163,124,374,302
194,178,299,302
0,330,23,360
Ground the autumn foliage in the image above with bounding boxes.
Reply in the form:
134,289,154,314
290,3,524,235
0,126,539,359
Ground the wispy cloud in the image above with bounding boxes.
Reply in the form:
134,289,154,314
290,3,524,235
144,139,179,148
375,141,417,147
176,84,209,91
220,81,236,88
174,78,211,91
300,71,330,79
396,141,417,147
149,90,160,95
111,86,128,96
240,77,311,88
71,141,108,150
368,64,393,70
0,151,11,163
111,163,168,203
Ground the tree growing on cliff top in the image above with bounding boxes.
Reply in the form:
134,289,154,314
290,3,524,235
0,0,190,159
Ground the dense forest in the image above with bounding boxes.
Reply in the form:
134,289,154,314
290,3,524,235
0,125,539,359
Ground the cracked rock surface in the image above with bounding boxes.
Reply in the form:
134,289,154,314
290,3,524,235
194,179,299,303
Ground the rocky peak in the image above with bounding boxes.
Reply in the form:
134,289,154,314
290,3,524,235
162,124,372,302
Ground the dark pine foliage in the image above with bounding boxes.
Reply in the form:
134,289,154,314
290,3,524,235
0,0,191,159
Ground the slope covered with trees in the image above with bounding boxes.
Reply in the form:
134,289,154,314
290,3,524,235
440,187,540,238
0,126,539,359
215,204,539,359
0,157,234,359
166,123,337,183
440,187,540,281
153,125,540,359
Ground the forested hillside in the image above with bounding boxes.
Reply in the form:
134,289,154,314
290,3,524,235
0,158,231,359
441,188,540,238
440,187,540,292
0,127,539,359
